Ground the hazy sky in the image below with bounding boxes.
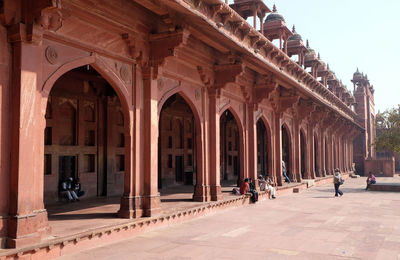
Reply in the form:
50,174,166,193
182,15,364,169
232,0,399,113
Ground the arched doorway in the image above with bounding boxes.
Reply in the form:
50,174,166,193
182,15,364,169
220,110,240,186
44,65,126,204
256,119,271,177
300,130,306,179
282,124,291,182
314,134,319,177
158,94,196,193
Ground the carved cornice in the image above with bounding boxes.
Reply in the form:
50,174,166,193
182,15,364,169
162,0,358,122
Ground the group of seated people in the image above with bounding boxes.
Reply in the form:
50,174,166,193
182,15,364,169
59,177,85,202
233,175,277,202
233,170,377,201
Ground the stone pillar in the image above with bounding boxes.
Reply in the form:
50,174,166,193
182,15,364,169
209,90,222,201
308,125,316,179
142,67,161,216
274,112,283,185
338,136,345,172
247,103,258,188
293,120,301,182
7,40,50,248
193,88,209,202
321,133,326,176
325,134,331,175
119,65,142,218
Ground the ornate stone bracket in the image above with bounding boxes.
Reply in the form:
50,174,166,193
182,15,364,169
121,33,145,62
309,107,326,127
279,96,300,115
197,62,245,98
297,100,316,123
213,62,245,97
253,73,277,110
8,0,63,44
149,28,191,79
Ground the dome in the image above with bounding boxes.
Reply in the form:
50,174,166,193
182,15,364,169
306,48,316,56
288,25,302,41
353,68,362,77
353,68,363,80
288,33,302,41
265,4,285,23
265,12,285,23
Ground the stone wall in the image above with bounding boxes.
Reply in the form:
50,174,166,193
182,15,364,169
364,157,395,177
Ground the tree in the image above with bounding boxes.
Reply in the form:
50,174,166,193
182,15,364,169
375,105,400,153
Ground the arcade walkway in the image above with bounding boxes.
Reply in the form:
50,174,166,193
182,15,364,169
57,175,400,260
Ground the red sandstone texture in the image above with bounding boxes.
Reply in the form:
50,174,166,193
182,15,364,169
0,0,388,250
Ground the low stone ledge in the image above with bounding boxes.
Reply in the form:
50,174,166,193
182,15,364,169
369,183,400,192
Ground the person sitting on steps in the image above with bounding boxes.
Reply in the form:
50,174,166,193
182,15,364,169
60,177,80,202
366,172,376,190
258,175,276,199
72,177,85,198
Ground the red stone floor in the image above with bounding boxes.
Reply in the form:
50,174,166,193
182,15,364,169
45,180,304,239
53,175,400,260
46,182,241,239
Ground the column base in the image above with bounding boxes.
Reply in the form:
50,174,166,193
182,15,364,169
6,209,50,248
118,195,143,218
193,184,211,202
143,193,161,217
210,185,223,201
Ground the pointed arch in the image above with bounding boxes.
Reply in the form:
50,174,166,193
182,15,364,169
220,107,245,183
41,55,132,123
281,122,292,180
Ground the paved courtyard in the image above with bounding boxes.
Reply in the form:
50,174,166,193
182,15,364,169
57,176,400,260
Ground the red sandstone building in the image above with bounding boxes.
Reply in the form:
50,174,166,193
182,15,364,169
0,0,377,250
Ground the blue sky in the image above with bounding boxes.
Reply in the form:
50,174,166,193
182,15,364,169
230,0,400,112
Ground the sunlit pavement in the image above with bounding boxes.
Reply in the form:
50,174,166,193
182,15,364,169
57,175,400,260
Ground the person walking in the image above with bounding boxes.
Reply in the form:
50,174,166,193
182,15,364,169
333,168,343,197
282,160,290,183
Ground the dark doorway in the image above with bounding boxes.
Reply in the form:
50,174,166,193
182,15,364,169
220,110,240,183
282,125,290,179
158,94,196,190
58,156,76,183
256,119,269,176
175,156,184,182
233,156,239,176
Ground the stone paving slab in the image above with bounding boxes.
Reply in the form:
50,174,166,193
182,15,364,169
56,175,400,260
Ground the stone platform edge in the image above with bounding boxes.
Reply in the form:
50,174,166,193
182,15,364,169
0,173,348,260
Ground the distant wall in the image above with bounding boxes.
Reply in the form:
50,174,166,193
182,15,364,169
364,157,395,177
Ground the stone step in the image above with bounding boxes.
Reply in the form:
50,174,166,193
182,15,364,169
369,183,400,192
